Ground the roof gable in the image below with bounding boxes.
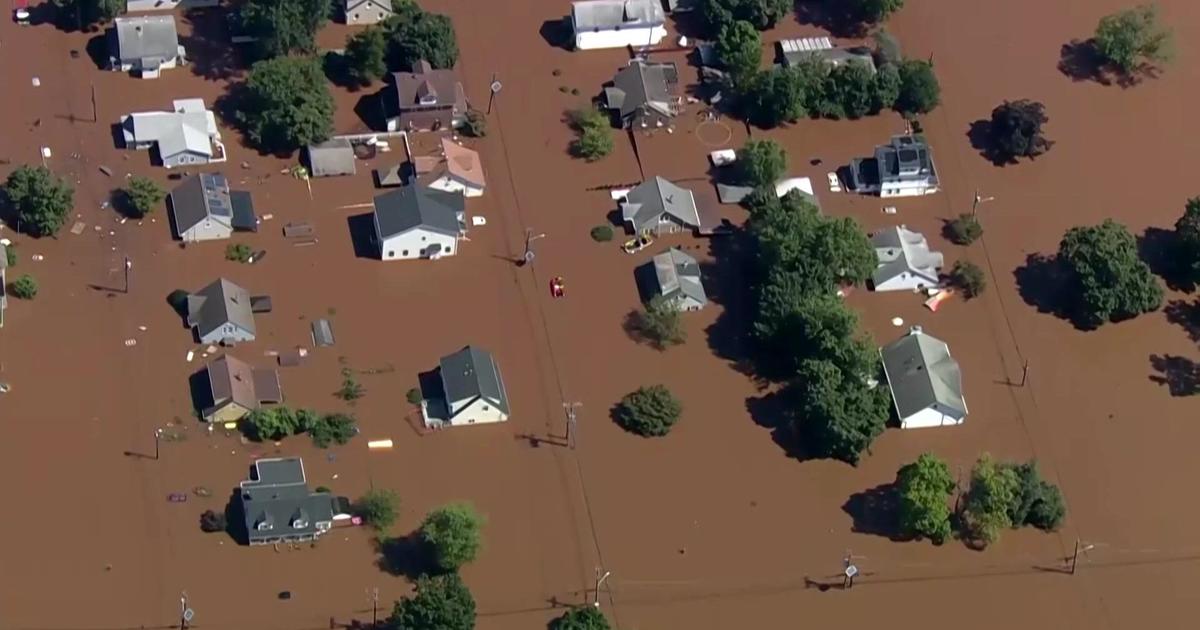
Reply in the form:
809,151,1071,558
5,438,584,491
621,177,700,230
881,329,967,420
439,346,510,415
871,226,944,286
374,184,465,238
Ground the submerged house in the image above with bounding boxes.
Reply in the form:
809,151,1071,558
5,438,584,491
108,16,186,78
373,184,466,261
880,326,967,429
870,226,944,292
238,458,344,545
170,173,258,242
642,247,707,311
602,60,680,129
570,0,667,50
120,98,223,168
201,354,282,424
420,346,510,428
620,176,701,235
849,135,939,198
186,278,257,345
387,61,467,132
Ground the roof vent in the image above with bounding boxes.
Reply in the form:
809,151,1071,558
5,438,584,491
910,325,923,335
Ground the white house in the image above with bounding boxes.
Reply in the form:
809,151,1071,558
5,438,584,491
120,98,224,168
108,16,186,78
870,225,944,292
414,138,486,198
373,184,465,261
571,0,667,50
345,0,392,24
421,346,511,428
849,135,939,198
880,326,967,429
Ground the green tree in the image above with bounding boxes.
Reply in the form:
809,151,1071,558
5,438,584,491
615,385,682,437
755,293,875,379
634,295,686,350
871,63,902,112
123,176,164,217
989,100,1053,162
406,387,424,404
948,260,986,299
590,225,614,242
389,11,459,70
895,59,941,115
1174,198,1200,281
3,165,74,237
830,60,877,118
738,67,807,128
963,454,1020,546
551,607,612,630
699,0,792,34
338,368,365,401
1008,461,1066,531
1059,219,1163,325
51,0,123,29
568,108,613,161
460,110,487,138
736,138,787,188
947,213,982,245
237,56,335,153
716,20,762,82
388,573,475,630
199,509,227,533
896,453,955,543
309,413,357,448
790,358,890,464
848,0,905,23
746,192,875,292
238,0,330,59
1094,4,1173,74
243,407,303,441
4,244,16,267
10,274,38,300
344,26,389,86
225,243,253,263
421,502,486,572
874,30,903,65
356,488,400,532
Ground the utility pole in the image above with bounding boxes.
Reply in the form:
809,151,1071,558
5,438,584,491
1070,540,1095,575
371,587,379,628
180,591,194,630
154,428,163,460
842,550,863,590
124,256,132,293
972,189,995,216
486,74,502,115
592,569,612,608
1019,360,1030,387
563,402,582,449
522,229,545,266
91,83,98,123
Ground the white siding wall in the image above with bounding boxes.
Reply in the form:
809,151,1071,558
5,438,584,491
873,271,938,292
574,26,667,50
900,407,963,429
180,219,232,243
379,230,458,261
880,180,938,198
163,151,209,169
347,4,390,24
448,397,508,426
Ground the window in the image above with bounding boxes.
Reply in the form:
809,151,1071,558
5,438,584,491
387,250,394,258
482,405,489,411
402,250,409,257
292,518,308,528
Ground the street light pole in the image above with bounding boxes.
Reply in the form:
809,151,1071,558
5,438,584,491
522,229,545,266
592,570,611,608
154,428,163,460
124,256,131,294
972,189,995,216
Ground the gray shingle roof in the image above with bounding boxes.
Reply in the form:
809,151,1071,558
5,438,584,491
187,278,256,340
572,0,664,30
871,226,943,287
239,458,336,544
651,247,707,307
373,184,464,238
439,346,509,415
880,328,967,422
170,173,232,234
111,16,180,66
621,177,701,232
604,60,676,120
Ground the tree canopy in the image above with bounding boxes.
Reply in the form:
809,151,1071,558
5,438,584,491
238,0,330,59
389,9,460,70
847,0,905,24
388,573,475,630
51,0,123,29
790,358,890,464
551,606,612,630
736,139,787,188
344,26,389,86
615,385,682,437
1174,198,1200,282
948,260,986,299
896,59,941,115
1008,461,1066,532
737,67,807,128
568,108,613,161
11,275,38,300
1058,219,1163,326
716,20,762,82
236,56,335,153
1094,4,1173,74
896,453,955,543
736,56,913,127
634,295,686,350
989,100,1052,162
947,213,982,245
421,502,486,572
700,0,792,35
963,454,1020,546
356,488,400,532
124,176,165,217
3,166,74,237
